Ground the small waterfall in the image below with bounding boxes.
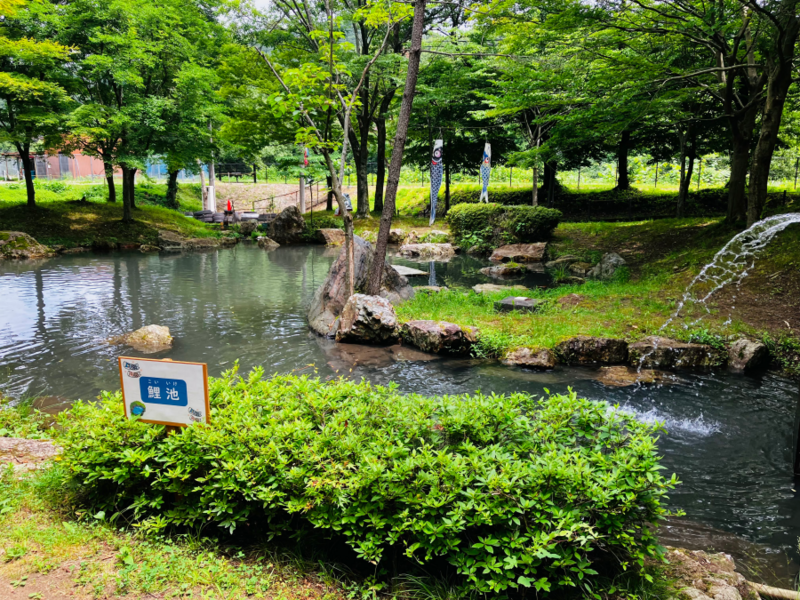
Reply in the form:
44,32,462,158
428,261,436,287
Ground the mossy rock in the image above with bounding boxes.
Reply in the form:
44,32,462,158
0,231,54,259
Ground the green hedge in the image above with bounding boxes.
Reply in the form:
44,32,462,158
446,203,562,251
57,370,673,596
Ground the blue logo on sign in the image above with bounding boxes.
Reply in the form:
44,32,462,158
139,377,188,406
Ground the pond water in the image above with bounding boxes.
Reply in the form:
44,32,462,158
1,243,799,583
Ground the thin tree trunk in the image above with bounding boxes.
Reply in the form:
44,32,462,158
615,130,631,191
121,165,134,223
326,176,334,211
374,117,387,213
103,160,116,203
127,168,137,209
727,106,757,224
677,133,695,218
165,170,180,209
365,0,426,295
16,144,35,208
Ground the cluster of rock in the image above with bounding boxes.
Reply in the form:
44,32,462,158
661,548,761,600
480,243,548,279
157,230,239,252
544,252,628,283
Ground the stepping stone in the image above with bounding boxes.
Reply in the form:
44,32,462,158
472,284,528,294
494,296,543,313
392,265,429,276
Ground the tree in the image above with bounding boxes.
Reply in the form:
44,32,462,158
0,0,71,207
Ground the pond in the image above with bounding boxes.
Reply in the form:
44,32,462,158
1,243,798,584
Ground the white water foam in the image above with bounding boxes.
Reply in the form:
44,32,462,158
610,405,722,436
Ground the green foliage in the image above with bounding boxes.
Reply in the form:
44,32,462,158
56,371,675,596
420,231,450,243
686,328,727,353
446,203,561,250
0,398,50,439
33,179,68,193
763,333,800,375
303,215,343,241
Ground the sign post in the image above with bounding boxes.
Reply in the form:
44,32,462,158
119,357,210,427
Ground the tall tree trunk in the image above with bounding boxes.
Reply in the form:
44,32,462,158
727,108,756,224
374,117,387,213
121,165,134,223
542,162,557,207
128,168,137,209
677,132,695,218
165,170,180,209
16,143,35,208
326,176,334,211
615,130,631,191
103,160,116,203
365,0,426,295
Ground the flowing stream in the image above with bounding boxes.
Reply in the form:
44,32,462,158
1,243,799,584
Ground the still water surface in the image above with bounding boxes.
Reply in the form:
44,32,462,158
1,243,798,581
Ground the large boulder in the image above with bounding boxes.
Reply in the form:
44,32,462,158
480,264,525,279
239,221,258,236
0,232,53,259
662,547,760,600
158,229,185,250
335,294,399,344
316,228,345,246
257,236,280,250
268,205,306,244
398,243,456,260
308,235,415,337
110,324,173,354
501,348,556,369
728,338,770,371
490,243,547,263
595,366,665,387
588,252,626,280
401,320,478,355
628,336,725,369
555,336,628,365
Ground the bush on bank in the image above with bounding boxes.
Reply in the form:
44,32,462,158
446,203,562,251
57,370,675,596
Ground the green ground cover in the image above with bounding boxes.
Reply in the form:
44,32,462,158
0,182,216,248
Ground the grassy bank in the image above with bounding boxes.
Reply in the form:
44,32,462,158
0,182,214,248
396,215,800,374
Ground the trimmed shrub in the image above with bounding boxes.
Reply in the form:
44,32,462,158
57,370,674,596
303,214,343,241
446,203,561,251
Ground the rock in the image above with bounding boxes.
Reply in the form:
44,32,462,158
568,261,593,276
158,230,185,250
62,247,90,254
0,232,53,259
401,320,478,355
502,348,557,369
388,229,406,244
335,294,399,344
560,276,586,285
472,283,528,294
257,236,280,250
525,263,546,274
545,255,581,269
316,228,345,246
392,265,428,277
110,324,173,354
422,229,450,243
415,286,447,293
268,205,306,244
628,336,725,369
557,293,584,307
587,252,626,280
239,221,258,236
92,240,118,251
399,243,456,260
661,547,759,600
139,244,160,253
308,235,415,337
595,366,664,387
480,264,525,279
0,438,60,472
494,296,543,313
406,230,420,244
490,243,547,263
555,336,628,364
728,338,770,371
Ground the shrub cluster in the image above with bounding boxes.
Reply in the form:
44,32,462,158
446,203,562,251
303,214,343,241
57,370,674,596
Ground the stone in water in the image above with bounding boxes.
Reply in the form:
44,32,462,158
392,265,429,277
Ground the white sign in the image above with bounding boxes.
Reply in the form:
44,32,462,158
119,357,210,427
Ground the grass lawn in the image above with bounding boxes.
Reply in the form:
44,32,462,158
0,182,217,248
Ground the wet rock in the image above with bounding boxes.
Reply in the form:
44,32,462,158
110,324,173,353
480,264,525,279
308,235,415,337
415,286,447,293
545,255,581,269
401,320,478,355
472,283,528,294
727,338,769,372
587,252,626,280
494,296,543,313
62,247,90,254
268,205,306,244
557,293,584,307
316,228,345,246
392,265,428,277
595,366,664,387
158,230,185,250
0,232,53,259
502,348,557,369
335,294,399,344
139,244,160,253
628,336,725,369
525,262,546,274
238,221,258,236
490,243,547,263
555,336,628,364
0,438,60,472
662,547,759,600
399,243,456,260
568,261,593,276
388,229,406,244
257,236,280,250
